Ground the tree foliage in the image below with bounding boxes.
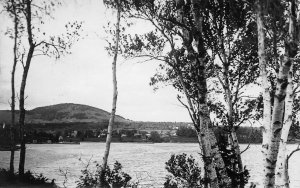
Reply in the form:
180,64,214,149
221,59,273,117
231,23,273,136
164,153,202,188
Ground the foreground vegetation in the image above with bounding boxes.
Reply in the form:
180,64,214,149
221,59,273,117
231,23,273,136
0,169,55,188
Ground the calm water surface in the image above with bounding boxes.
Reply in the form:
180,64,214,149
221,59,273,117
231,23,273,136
0,143,299,187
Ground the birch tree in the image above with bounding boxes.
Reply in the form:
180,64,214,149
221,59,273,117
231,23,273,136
10,0,82,175
119,1,262,187
275,0,300,187
3,0,21,174
256,2,272,186
116,1,235,187
256,0,300,187
99,0,121,187
203,1,259,186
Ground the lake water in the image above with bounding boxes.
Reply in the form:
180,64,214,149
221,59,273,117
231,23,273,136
0,143,299,188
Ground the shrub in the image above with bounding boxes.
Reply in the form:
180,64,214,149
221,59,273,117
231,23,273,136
149,131,162,142
0,168,55,186
176,126,197,138
105,161,132,187
76,161,133,188
164,153,203,188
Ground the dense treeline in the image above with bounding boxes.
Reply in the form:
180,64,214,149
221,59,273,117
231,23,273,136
3,123,299,144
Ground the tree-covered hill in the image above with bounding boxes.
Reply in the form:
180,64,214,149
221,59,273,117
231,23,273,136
0,103,130,124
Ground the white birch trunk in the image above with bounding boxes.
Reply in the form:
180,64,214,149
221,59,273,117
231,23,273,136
99,1,120,186
273,67,293,188
222,53,244,184
256,1,273,187
275,1,297,186
198,105,231,188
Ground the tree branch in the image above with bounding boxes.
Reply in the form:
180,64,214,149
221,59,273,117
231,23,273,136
287,143,300,162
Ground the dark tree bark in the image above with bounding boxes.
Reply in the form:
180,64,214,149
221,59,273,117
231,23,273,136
9,0,18,174
18,0,35,175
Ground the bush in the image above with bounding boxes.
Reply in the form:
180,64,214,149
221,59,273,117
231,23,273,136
76,161,133,188
176,126,197,138
0,168,55,186
149,131,162,142
164,153,203,188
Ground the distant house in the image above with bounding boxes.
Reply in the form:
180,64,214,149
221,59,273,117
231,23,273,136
145,133,151,138
71,130,78,138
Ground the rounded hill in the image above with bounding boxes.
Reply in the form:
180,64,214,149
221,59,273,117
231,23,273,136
0,103,130,124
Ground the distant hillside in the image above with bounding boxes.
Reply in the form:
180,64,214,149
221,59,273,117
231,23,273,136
0,103,130,124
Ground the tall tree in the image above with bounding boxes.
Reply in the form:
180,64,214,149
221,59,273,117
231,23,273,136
13,0,82,175
4,0,21,174
256,0,300,187
99,0,121,187
256,1,272,186
117,1,233,187
203,1,258,186
9,0,18,174
275,0,299,187
118,1,261,186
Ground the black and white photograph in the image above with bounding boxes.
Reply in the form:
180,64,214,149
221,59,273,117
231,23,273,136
0,0,300,187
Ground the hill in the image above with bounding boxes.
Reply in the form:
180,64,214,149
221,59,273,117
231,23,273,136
0,103,130,124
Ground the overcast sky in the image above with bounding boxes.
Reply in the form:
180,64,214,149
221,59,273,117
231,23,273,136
0,0,190,122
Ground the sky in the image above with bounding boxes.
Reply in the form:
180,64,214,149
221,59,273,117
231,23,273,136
0,0,190,122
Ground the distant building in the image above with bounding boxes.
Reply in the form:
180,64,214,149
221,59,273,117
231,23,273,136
71,130,78,137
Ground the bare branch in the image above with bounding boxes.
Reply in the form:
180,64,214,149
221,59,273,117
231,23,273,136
177,95,196,125
127,54,167,63
241,143,251,154
241,120,255,154
216,71,226,90
287,144,300,162
235,117,247,128
239,95,259,99
20,53,25,69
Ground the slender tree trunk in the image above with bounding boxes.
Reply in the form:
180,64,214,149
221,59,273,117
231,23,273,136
267,0,296,184
19,0,34,175
256,1,274,187
222,56,244,187
18,46,34,175
188,1,231,187
9,0,18,174
275,1,298,187
99,1,120,187
275,67,293,188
